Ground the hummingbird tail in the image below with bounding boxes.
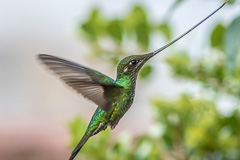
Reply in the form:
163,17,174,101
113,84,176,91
69,133,91,160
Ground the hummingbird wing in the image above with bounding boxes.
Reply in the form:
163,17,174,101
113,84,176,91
37,54,122,111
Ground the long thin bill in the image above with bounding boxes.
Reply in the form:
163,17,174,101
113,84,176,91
149,2,226,57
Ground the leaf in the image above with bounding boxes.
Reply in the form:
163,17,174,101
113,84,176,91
125,6,147,32
158,22,172,41
139,65,153,79
81,9,106,40
136,22,149,48
125,6,150,48
210,23,225,50
227,0,236,4
68,117,87,148
224,16,240,71
108,20,123,42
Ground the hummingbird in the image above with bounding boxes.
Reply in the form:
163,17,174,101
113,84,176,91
37,3,225,160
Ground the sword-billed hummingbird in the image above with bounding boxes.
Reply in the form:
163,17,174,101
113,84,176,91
37,3,225,160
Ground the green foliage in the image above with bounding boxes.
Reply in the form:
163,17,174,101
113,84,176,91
126,6,150,48
210,24,225,50
166,52,240,97
69,117,88,148
68,117,164,160
152,95,240,160
70,1,240,160
79,5,172,79
224,16,240,71
139,65,153,79
69,95,240,160
227,0,237,4
210,15,240,71
69,117,111,159
108,20,123,42
158,22,172,41
162,5,240,158
81,9,107,40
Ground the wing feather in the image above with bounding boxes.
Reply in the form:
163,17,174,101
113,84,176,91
37,54,122,111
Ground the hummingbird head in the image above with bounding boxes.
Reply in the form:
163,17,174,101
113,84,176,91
116,53,153,80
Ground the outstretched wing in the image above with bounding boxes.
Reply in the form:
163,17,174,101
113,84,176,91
37,54,122,111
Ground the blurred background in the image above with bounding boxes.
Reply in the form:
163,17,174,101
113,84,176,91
1,0,240,159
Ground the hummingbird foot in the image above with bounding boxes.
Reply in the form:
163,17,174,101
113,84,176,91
110,121,119,130
91,122,108,136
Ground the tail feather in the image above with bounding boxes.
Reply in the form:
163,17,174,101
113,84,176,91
69,133,91,160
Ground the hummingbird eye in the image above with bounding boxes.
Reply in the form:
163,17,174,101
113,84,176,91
129,60,138,65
